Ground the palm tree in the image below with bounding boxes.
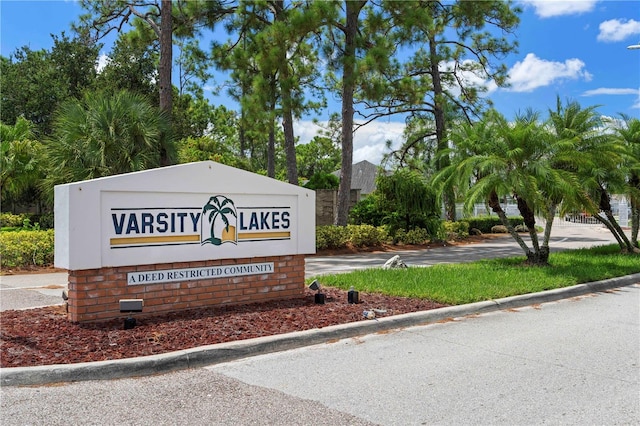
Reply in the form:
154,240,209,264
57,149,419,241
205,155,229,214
606,114,640,249
0,117,45,212
41,90,173,201
435,109,585,265
550,98,637,253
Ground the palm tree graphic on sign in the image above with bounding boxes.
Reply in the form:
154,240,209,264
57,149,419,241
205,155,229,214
201,195,237,246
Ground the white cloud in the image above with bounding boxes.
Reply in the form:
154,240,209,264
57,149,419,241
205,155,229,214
507,53,592,92
520,0,598,18
582,88,640,96
597,19,640,42
294,120,406,165
293,120,324,144
439,60,498,97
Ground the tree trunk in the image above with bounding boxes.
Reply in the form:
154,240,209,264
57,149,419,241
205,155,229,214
267,124,275,178
159,0,173,166
282,108,298,184
335,1,365,226
631,203,639,248
429,34,454,221
489,191,536,261
631,175,639,247
274,0,298,185
541,204,556,252
598,188,634,252
516,195,540,253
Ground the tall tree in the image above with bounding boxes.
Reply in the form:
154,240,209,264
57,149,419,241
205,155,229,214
213,0,325,183
0,33,100,135
607,115,640,248
77,0,233,165
319,0,394,225
334,0,366,225
371,1,521,220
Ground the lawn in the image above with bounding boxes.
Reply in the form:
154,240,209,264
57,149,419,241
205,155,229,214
312,245,640,305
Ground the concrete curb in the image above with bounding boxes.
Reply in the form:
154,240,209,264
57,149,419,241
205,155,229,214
2,273,639,387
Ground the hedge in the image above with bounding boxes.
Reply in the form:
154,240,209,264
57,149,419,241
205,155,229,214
466,216,524,234
0,229,55,268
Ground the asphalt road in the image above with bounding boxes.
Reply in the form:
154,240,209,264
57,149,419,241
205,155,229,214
2,284,638,425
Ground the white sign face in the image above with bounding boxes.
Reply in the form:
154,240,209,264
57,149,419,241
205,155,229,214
127,262,274,285
101,191,298,266
55,161,315,270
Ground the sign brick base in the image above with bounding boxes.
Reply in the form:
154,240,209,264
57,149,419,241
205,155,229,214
66,255,305,322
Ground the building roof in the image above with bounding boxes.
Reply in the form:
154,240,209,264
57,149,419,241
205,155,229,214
332,160,380,195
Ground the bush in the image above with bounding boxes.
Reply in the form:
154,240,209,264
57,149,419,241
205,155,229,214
349,195,385,226
0,212,53,230
0,213,28,228
316,225,389,250
375,169,440,234
443,221,470,240
401,228,430,245
347,224,388,247
0,229,55,268
316,225,350,250
303,172,340,190
466,216,524,234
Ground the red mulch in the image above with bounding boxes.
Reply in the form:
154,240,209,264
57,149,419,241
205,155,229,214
0,287,446,368
0,236,500,368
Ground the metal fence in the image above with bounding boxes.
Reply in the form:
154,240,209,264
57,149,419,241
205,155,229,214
451,197,632,227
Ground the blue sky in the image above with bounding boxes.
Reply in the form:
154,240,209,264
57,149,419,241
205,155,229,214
1,0,639,164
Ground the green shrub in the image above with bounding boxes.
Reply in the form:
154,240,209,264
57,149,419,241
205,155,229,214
466,216,524,234
316,225,350,250
349,195,385,226
401,228,430,245
30,213,54,230
347,224,388,247
375,169,440,234
0,229,55,268
443,221,470,240
303,172,340,190
0,213,28,228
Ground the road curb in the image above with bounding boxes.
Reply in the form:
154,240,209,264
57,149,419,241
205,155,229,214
2,273,639,387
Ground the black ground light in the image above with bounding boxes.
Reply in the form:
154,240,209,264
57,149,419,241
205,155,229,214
119,299,144,329
309,280,325,304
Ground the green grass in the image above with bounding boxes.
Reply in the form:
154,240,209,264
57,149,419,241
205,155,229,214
312,245,640,305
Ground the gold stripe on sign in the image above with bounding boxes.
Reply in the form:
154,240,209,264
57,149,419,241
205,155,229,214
110,234,200,245
238,232,290,240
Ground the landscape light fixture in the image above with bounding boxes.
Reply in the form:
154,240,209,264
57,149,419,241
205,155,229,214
308,280,325,304
120,299,144,329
